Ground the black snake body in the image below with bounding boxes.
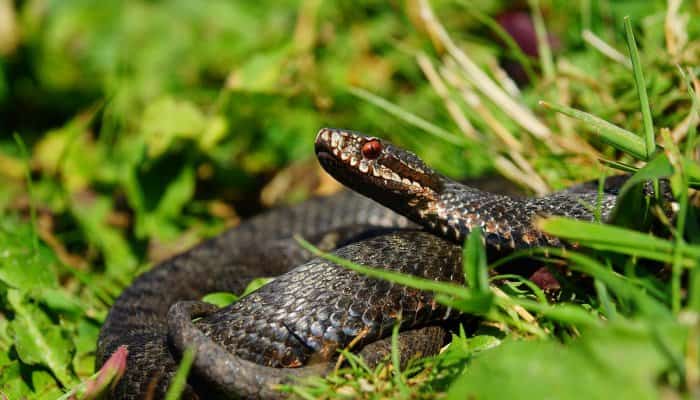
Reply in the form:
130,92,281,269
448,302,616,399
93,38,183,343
97,128,621,399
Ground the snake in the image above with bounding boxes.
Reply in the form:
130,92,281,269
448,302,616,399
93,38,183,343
96,128,622,399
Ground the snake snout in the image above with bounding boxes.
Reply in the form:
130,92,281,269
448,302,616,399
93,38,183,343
314,127,334,154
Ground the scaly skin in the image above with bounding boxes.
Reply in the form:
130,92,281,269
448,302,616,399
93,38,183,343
314,128,619,249
97,192,416,399
98,128,630,399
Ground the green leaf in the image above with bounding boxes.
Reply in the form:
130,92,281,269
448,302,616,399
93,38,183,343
201,292,239,307
0,219,59,291
201,278,274,307
126,154,196,240
141,97,208,158
0,358,33,399
201,277,274,310
39,288,86,319
72,319,101,378
240,277,274,297
616,152,673,201
510,298,603,327
70,194,138,276
623,16,655,159
8,290,76,387
448,324,685,400
465,334,502,353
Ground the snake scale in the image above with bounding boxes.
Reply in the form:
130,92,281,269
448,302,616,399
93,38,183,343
97,128,621,399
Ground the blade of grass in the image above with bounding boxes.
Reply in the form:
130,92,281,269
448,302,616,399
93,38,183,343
624,16,656,159
490,274,548,304
594,279,617,320
348,86,468,146
659,129,690,314
539,101,651,159
539,249,670,317
296,236,468,297
164,347,195,400
416,52,478,139
391,320,409,395
529,0,555,81
464,227,489,293
598,158,639,173
417,0,553,141
619,152,673,195
537,217,700,260
509,298,602,327
300,237,598,330
13,133,38,253
582,29,632,68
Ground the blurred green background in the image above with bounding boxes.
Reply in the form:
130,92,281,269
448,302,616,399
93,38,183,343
1,0,699,398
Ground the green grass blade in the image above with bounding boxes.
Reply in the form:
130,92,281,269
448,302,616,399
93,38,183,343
621,152,673,186
296,236,469,298
297,236,497,315
597,158,638,173
594,279,617,320
349,87,468,146
12,133,39,253
623,17,655,159
529,0,555,80
464,227,489,293
164,347,195,400
540,101,650,159
538,217,700,262
510,298,602,327
7,290,76,387
689,267,700,313
490,274,548,304
538,217,672,251
390,321,408,394
571,243,694,267
537,249,670,317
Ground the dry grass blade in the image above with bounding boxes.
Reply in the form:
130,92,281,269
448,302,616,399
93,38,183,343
416,52,479,140
494,155,547,195
664,0,688,63
416,0,554,143
582,30,632,68
440,62,523,152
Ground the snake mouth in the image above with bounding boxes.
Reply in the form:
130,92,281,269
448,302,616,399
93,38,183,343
316,151,334,162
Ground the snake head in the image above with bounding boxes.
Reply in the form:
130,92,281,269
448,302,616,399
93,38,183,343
315,128,443,202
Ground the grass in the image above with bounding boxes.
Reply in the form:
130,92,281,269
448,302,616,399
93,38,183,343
0,0,699,399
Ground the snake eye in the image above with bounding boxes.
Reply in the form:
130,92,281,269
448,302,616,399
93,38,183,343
361,140,382,159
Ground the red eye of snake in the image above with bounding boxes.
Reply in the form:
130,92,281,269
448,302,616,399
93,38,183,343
361,140,382,159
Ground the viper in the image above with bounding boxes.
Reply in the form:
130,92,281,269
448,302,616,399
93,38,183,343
97,128,624,399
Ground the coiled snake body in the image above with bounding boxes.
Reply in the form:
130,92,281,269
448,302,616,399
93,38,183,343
97,128,620,399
